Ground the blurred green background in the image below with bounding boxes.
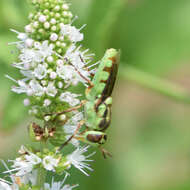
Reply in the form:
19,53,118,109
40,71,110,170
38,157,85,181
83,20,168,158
1,0,190,189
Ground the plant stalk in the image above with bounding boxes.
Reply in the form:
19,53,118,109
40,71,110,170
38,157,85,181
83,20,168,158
119,65,190,104
37,140,47,190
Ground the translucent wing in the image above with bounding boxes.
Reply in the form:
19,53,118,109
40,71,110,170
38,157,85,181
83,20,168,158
86,49,120,102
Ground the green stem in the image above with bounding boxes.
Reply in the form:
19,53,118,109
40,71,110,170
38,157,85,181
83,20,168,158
119,65,190,104
37,141,47,190
95,0,125,55
37,167,46,190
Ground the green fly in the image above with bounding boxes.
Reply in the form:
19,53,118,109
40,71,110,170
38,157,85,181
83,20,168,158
59,49,120,157
82,49,119,138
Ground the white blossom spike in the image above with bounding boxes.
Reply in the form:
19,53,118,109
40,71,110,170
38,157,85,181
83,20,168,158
44,174,78,190
71,15,79,25
5,75,17,83
67,146,94,176
79,24,87,32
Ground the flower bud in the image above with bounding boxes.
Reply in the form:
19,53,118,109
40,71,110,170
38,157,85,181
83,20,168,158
50,33,58,41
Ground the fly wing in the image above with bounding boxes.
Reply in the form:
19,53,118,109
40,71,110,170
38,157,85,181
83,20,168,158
86,49,120,102
101,51,120,102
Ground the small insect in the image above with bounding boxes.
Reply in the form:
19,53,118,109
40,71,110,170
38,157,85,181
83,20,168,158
59,49,120,158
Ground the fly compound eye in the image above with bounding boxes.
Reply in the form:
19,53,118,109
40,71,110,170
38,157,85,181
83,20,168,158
86,133,103,143
85,131,107,145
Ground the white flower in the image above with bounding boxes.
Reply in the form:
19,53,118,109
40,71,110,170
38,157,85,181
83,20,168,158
41,80,47,86
18,145,29,155
18,41,53,64
47,56,54,63
29,107,38,115
44,174,78,190
10,158,33,176
59,114,66,121
58,81,63,88
25,38,33,48
50,18,56,24
56,46,92,86
65,135,80,147
0,181,13,190
62,184,78,190
11,61,30,70
3,147,41,177
56,63,90,86
63,112,83,147
44,99,51,107
64,46,85,68
43,156,59,171
19,48,41,63
37,41,54,59
9,29,28,49
23,98,30,106
59,92,81,106
0,161,19,190
20,170,38,186
50,33,58,41
34,42,41,49
33,21,39,28
7,152,41,177
60,24,83,42
64,112,83,134
44,22,50,29
17,33,28,41
20,70,33,79
71,112,83,124
25,153,42,165
75,68,91,85
67,146,94,176
50,71,57,79
56,64,77,86
44,115,51,121
0,178,21,190
39,15,47,23
29,80,44,96
57,64,74,83
34,64,47,79
45,82,57,97
64,124,78,135
11,80,29,94
45,182,78,190
62,4,69,10
56,59,64,66
0,173,37,190
25,24,33,33
64,124,80,147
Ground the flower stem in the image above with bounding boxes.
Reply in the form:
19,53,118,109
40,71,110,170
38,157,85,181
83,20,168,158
94,0,125,55
119,65,190,104
37,140,47,190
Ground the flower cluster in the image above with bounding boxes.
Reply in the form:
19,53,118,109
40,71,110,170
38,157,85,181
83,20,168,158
7,0,94,120
1,146,93,189
3,0,98,189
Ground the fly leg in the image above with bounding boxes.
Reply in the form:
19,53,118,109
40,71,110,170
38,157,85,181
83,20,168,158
58,120,85,151
99,146,112,159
